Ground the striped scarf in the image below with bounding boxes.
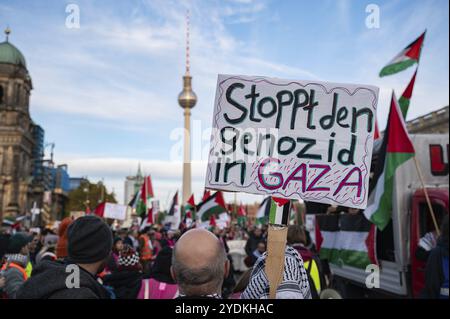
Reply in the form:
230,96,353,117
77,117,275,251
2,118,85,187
241,245,311,299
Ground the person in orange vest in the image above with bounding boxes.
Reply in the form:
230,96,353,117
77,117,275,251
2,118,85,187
0,232,33,298
139,229,153,274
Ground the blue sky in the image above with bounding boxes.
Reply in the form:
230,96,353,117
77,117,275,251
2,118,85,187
1,0,448,207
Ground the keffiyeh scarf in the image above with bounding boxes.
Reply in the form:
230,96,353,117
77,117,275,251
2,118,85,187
240,245,311,299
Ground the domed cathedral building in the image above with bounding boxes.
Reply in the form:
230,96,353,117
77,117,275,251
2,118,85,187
0,28,40,222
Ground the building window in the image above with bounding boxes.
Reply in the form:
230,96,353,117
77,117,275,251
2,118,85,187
0,85,4,104
15,84,21,105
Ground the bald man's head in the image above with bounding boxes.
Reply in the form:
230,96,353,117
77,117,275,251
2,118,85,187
171,229,229,297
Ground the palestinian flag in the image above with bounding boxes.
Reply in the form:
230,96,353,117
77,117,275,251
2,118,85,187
202,190,211,202
316,214,377,269
140,207,154,231
167,191,181,229
398,69,417,118
184,194,196,220
374,119,381,140
209,214,217,227
364,92,415,230
237,203,247,226
255,197,271,224
183,210,193,229
268,197,291,225
135,176,154,218
196,191,227,222
379,31,425,77
93,202,106,217
168,191,179,216
127,188,139,207
2,215,28,229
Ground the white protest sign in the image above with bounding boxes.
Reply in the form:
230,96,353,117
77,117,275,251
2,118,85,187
206,75,379,209
103,203,128,220
151,200,160,211
219,212,230,221
216,219,228,230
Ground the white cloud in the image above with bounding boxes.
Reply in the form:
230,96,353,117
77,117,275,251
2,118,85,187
227,0,257,4
4,0,447,210
19,0,321,130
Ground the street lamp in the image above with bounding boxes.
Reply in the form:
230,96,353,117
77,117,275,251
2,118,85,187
83,186,90,212
97,179,104,204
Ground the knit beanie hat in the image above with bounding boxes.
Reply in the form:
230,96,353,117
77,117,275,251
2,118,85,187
67,215,113,264
118,244,142,271
6,232,33,254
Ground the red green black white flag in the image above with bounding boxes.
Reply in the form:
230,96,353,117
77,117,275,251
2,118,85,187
379,31,426,77
196,191,227,222
364,92,415,230
255,197,270,224
135,176,154,218
316,213,378,269
237,203,247,226
184,194,196,220
398,69,418,118
168,191,179,216
268,197,291,226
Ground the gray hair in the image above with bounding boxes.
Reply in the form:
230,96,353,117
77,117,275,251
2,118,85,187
172,241,227,295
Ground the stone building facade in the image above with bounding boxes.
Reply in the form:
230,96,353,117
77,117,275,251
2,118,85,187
0,36,35,220
406,106,449,134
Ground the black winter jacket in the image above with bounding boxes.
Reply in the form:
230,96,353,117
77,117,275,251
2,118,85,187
16,260,110,299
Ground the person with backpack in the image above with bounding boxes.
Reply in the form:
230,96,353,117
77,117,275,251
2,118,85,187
0,232,33,298
287,225,325,299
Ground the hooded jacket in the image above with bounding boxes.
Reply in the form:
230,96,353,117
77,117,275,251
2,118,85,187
102,270,143,299
16,260,110,299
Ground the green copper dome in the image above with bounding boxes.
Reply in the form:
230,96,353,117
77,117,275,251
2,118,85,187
0,41,27,68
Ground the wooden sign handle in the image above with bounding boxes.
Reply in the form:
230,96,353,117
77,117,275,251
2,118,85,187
265,224,288,299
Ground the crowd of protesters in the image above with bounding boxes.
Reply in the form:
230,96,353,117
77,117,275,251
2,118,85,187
1,210,447,299
0,214,314,299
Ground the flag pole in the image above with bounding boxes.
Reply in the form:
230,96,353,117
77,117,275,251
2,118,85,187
413,156,440,236
144,176,147,214
265,198,291,299
233,192,237,220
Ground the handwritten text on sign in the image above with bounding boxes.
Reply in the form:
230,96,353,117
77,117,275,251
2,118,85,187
205,75,379,209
